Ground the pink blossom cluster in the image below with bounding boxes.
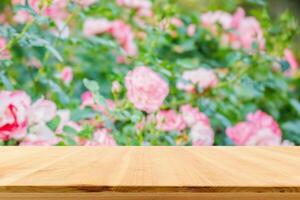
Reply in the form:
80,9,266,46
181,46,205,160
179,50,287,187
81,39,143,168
201,8,265,50
125,66,169,113
12,0,97,24
11,0,72,39
0,91,31,141
79,129,116,146
83,18,137,57
81,91,115,117
284,48,299,76
162,18,196,38
180,104,214,146
160,17,184,38
138,104,214,145
72,0,97,7
116,0,152,17
12,0,68,23
112,81,121,93
124,66,214,145
59,67,73,85
79,91,116,145
226,110,291,146
177,68,218,93
156,110,186,132
0,90,116,146
11,0,96,38
0,91,61,145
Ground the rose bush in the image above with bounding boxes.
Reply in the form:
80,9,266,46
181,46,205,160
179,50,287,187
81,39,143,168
0,0,299,146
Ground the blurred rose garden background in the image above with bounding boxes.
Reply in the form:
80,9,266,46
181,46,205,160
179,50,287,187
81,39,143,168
0,0,299,146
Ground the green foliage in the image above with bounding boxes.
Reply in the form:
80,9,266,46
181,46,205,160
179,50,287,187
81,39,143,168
0,0,299,146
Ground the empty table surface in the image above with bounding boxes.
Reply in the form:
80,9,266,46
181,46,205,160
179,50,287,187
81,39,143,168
0,147,299,199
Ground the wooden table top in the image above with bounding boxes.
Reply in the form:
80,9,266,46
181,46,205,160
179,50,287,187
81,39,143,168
0,147,300,193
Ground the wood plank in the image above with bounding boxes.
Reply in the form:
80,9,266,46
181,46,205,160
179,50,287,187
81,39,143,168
0,147,299,199
0,193,300,200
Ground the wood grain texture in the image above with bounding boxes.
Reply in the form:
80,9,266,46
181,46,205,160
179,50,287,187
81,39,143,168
0,147,300,199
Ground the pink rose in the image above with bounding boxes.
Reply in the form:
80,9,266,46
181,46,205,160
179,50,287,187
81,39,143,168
80,91,115,114
231,7,245,29
156,110,186,132
72,0,97,7
112,81,121,93
201,8,265,51
28,58,42,68
170,17,184,27
44,0,69,21
12,0,69,23
12,0,40,23
83,18,112,36
187,24,196,37
226,122,256,145
83,19,137,57
284,48,298,76
81,91,95,108
125,66,169,113
137,8,153,17
29,98,57,125
0,91,31,141
226,110,282,146
59,67,73,85
20,123,60,146
13,10,32,24
201,11,232,32
83,129,116,146
178,68,218,92
179,104,214,146
55,110,81,134
180,104,210,127
190,122,214,146
235,17,265,50
0,37,11,60
109,20,137,57
246,111,282,137
116,0,152,10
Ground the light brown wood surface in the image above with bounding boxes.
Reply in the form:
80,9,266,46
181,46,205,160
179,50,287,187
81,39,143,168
0,147,300,199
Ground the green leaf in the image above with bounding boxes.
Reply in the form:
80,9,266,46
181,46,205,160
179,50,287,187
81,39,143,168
0,71,13,90
71,108,97,122
280,60,290,72
47,80,69,104
23,34,63,62
282,120,300,144
282,120,300,135
77,125,94,139
63,136,77,146
47,116,61,131
94,93,106,106
247,0,267,6
290,99,300,116
46,45,63,62
83,79,100,93
90,37,119,48
63,125,78,136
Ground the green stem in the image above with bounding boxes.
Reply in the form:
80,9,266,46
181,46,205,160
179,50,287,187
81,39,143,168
215,66,249,90
0,20,35,53
42,7,81,65
34,6,81,83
